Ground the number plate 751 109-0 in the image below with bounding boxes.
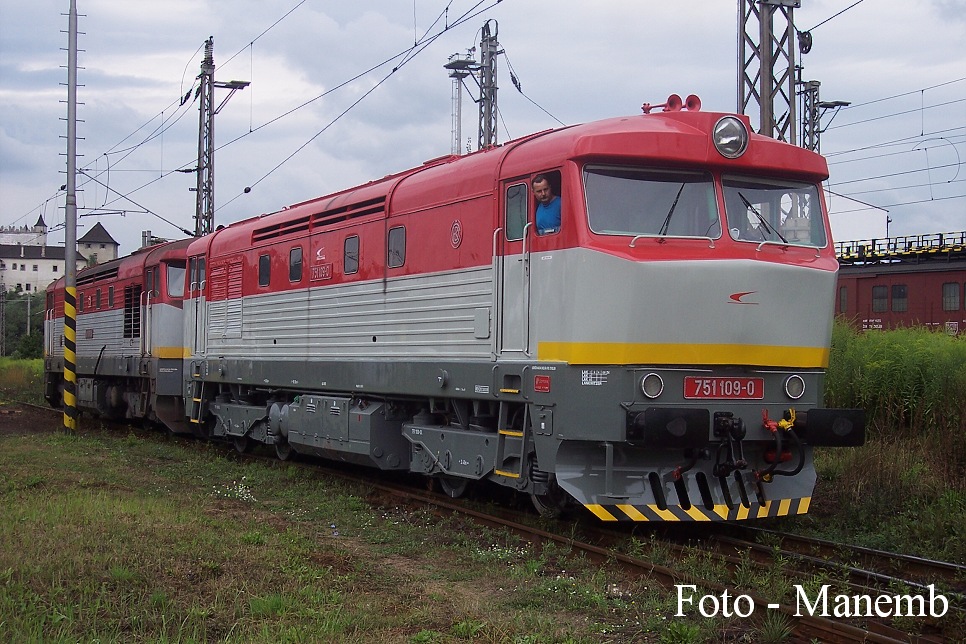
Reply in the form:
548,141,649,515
683,377,764,400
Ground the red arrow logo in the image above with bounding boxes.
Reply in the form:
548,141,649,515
729,291,759,305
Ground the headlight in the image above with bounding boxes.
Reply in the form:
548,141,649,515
713,116,749,159
641,373,664,399
784,375,806,400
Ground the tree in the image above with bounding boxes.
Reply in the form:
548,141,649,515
12,331,43,359
2,291,46,357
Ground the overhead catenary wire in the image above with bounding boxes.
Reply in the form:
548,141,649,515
219,0,503,209
73,0,501,224
6,1,309,233
502,51,566,127
803,0,865,33
7,3,960,239
818,74,965,217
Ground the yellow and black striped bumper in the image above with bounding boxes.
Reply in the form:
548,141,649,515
585,497,810,521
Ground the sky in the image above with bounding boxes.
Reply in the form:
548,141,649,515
1,0,964,256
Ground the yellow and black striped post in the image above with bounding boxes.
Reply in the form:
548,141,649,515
64,0,79,433
63,287,78,432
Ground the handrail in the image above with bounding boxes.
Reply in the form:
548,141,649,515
629,233,716,248
491,227,503,361
521,222,532,357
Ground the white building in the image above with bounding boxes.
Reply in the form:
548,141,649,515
0,217,118,293
78,222,120,264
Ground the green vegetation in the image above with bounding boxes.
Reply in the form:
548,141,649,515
1,291,46,359
0,423,731,643
800,321,966,562
825,322,966,439
0,357,45,405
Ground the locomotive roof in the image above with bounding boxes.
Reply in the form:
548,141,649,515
200,108,828,256
48,237,194,290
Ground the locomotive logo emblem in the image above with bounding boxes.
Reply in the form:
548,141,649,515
729,291,759,305
451,220,463,248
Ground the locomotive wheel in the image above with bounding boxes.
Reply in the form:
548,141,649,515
530,483,568,519
438,476,469,499
233,435,252,454
275,439,293,461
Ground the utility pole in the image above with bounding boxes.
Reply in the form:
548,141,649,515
441,21,500,152
63,0,79,432
800,79,821,152
0,287,5,356
194,37,215,238
444,52,476,155
738,0,799,143
193,37,248,237
477,20,500,149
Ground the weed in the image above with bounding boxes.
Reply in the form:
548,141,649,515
108,564,137,584
660,620,702,643
452,617,486,637
249,593,292,618
758,610,794,643
241,530,267,545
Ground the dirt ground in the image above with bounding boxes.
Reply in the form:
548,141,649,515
0,402,68,437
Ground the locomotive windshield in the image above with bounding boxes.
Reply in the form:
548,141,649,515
584,166,720,239
722,175,827,248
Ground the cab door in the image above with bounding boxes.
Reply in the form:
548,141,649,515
497,181,531,356
143,266,158,356
187,255,207,356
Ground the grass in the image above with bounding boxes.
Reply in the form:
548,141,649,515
798,321,966,562
2,326,964,640
0,357,45,406
2,423,726,642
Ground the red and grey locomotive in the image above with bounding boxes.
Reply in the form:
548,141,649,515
45,96,864,521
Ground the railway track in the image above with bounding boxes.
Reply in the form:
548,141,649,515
7,401,957,642
717,525,966,595
353,478,954,643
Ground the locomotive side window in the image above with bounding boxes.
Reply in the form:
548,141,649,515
388,226,406,268
289,247,303,282
146,268,157,296
166,261,186,298
585,166,719,239
505,184,527,241
533,171,562,236
108,286,114,308
189,256,206,292
891,284,908,312
722,175,827,247
344,235,360,275
258,254,271,287
872,285,888,312
942,282,960,311
96,289,101,309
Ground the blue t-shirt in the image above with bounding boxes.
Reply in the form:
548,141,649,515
536,196,561,234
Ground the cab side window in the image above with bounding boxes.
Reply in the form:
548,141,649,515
344,235,360,275
532,170,562,236
388,227,406,268
505,184,528,241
